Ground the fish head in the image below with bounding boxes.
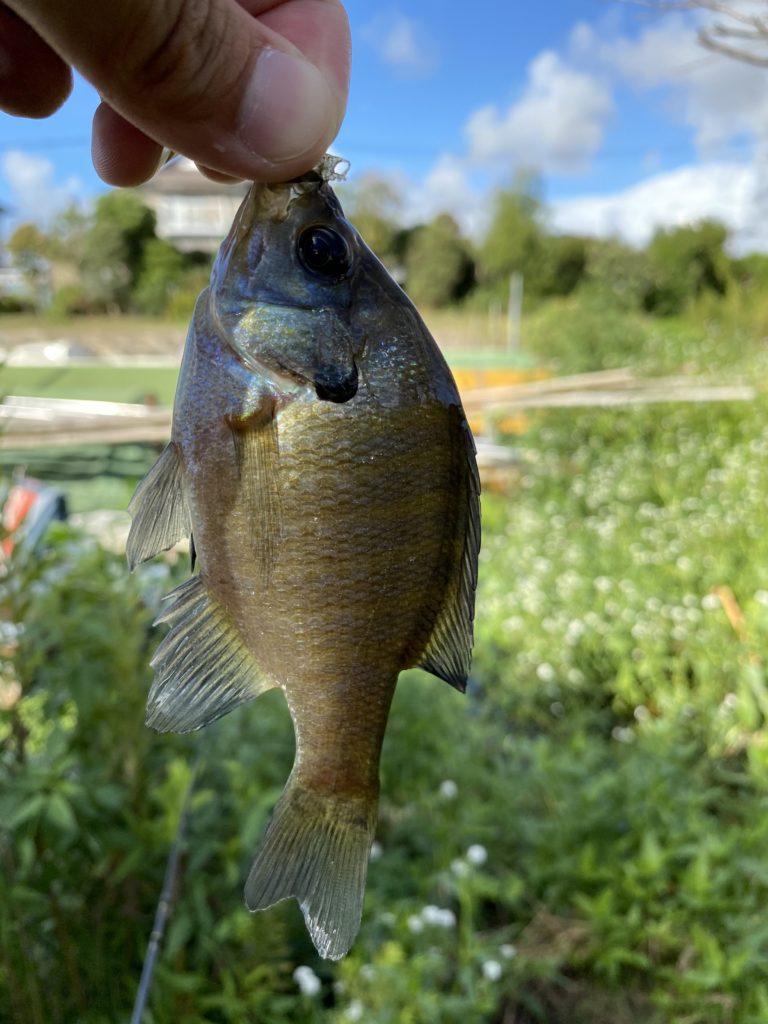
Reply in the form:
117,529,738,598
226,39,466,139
209,163,365,404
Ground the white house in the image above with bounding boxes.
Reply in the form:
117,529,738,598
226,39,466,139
139,158,249,254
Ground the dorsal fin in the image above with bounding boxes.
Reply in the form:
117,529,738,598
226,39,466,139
417,410,480,692
127,442,190,569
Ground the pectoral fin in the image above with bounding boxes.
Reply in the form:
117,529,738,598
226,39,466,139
229,403,282,578
418,410,481,692
147,575,275,732
127,442,190,570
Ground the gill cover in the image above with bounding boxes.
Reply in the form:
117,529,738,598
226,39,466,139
208,160,361,401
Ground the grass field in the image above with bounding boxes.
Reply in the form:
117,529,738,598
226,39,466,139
0,365,181,405
0,352,536,407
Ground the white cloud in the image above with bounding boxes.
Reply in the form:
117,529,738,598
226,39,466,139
577,14,768,153
363,14,438,78
356,8,768,253
550,162,757,250
1,150,83,225
403,155,489,237
464,51,614,174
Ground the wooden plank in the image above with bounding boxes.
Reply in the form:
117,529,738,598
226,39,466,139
480,385,756,412
1,425,171,448
0,374,757,452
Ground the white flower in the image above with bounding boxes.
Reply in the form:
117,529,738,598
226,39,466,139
408,914,424,933
360,965,376,981
369,841,383,861
500,943,517,959
451,858,470,878
611,726,634,744
439,779,458,800
293,965,321,997
536,662,555,682
701,593,721,610
421,905,456,928
482,959,502,981
565,619,585,644
466,844,488,866
346,1000,364,1022
721,692,739,712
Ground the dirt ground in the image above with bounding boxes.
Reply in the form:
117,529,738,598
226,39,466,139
0,316,185,358
0,310,516,360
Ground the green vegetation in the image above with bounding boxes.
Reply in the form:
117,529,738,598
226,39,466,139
6,192,210,319
404,214,474,308
3,170,759,328
0,365,179,405
3,310,768,1022
4,167,768,1022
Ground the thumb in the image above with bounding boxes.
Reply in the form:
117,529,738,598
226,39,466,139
5,0,350,182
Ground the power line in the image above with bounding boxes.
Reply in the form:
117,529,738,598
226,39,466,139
0,133,759,163
0,136,91,150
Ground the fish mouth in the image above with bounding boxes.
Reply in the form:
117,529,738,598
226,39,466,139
314,363,358,404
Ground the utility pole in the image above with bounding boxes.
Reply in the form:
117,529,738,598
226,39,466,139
507,272,523,353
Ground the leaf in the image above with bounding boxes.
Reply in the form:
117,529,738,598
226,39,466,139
44,793,77,833
4,793,45,829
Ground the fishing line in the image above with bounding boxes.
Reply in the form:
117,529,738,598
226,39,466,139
130,741,204,1024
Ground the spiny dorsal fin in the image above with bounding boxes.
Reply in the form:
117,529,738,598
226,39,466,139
245,782,376,960
418,409,481,692
127,442,190,570
148,575,275,732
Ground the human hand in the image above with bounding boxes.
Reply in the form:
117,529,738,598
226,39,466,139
0,0,350,186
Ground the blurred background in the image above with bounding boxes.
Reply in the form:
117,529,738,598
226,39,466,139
4,1,768,1022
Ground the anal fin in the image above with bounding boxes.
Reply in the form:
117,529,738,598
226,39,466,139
127,442,190,570
148,575,275,732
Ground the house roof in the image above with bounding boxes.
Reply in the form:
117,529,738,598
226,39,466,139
139,157,249,197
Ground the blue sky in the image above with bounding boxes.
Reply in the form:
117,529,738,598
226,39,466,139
1,0,767,249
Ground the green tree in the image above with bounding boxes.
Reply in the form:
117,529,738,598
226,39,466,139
6,222,50,299
539,234,588,298
133,237,187,314
404,213,475,308
80,191,157,312
645,219,731,315
583,237,655,310
480,185,543,279
478,177,559,302
338,173,404,267
47,203,89,265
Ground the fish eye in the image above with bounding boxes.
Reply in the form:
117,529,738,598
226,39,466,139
297,225,352,280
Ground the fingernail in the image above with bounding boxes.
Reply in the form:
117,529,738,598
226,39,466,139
238,48,335,164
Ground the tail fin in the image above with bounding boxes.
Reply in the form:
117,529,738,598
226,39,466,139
244,781,377,960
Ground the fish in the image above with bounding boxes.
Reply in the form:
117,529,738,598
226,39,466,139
126,156,480,961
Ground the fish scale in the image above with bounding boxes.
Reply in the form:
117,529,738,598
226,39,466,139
126,159,479,961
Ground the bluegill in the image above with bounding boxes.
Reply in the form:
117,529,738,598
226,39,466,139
127,158,480,960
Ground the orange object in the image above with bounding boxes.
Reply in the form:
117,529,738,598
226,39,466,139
2,485,39,557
